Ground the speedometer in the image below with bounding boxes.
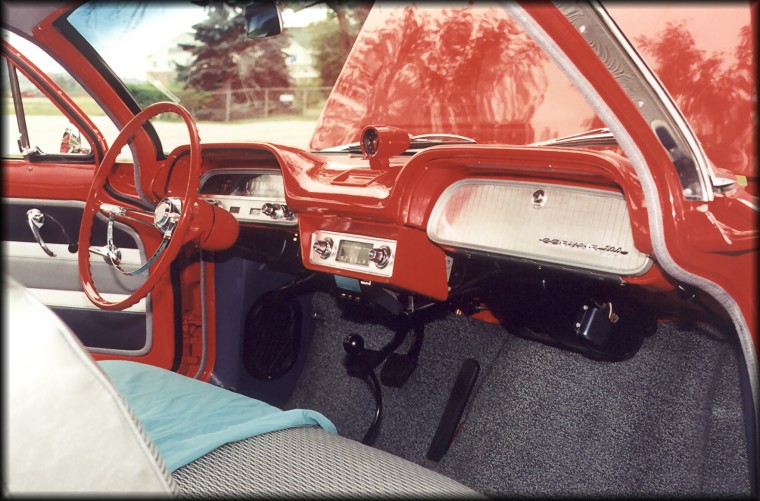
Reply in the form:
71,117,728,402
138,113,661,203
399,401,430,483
242,174,285,198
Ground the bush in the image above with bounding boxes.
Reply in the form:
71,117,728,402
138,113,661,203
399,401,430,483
125,82,170,108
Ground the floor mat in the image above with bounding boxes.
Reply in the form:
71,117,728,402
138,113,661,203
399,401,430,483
285,294,750,495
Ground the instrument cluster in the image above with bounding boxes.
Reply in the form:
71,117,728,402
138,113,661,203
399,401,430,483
198,169,296,226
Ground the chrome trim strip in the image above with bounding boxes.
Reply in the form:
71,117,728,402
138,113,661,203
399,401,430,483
736,197,760,213
193,252,208,380
27,287,147,313
6,241,143,265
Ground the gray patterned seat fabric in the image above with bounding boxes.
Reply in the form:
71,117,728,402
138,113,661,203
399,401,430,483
173,426,483,498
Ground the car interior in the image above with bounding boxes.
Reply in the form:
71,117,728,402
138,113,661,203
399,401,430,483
3,0,757,497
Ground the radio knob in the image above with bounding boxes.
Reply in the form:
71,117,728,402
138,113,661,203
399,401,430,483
368,245,391,268
261,202,276,217
312,237,334,259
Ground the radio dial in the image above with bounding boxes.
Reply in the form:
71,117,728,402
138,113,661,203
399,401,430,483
313,237,334,259
368,245,391,268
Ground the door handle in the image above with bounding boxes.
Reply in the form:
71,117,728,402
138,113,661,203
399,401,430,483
26,209,56,257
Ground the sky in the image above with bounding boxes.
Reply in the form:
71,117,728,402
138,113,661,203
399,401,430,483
66,3,327,80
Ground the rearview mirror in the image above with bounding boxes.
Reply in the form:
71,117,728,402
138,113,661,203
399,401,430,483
244,1,283,38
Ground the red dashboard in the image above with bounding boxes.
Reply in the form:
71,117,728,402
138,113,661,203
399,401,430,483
168,142,665,302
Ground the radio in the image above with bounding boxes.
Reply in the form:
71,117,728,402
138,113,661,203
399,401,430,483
309,230,397,277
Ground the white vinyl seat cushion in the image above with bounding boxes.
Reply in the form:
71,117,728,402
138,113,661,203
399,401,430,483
4,275,176,494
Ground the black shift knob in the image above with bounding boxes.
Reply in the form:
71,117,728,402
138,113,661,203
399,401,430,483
343,333,365,355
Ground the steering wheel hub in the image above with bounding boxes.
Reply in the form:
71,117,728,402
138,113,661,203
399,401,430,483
154,197,182,235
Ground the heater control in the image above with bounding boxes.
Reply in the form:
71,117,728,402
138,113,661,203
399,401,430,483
312,237,334,259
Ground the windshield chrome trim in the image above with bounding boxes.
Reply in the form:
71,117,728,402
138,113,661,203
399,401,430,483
317,133,478,154
530,127,617,147
554,1,714,202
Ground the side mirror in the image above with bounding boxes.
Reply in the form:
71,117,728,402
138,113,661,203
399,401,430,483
59,122,91,155
244,1,283,38
59,123,82,154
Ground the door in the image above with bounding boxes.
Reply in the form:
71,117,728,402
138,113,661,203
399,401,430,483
2,32,162,361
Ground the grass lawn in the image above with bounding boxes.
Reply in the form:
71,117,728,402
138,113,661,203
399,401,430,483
3,96,106,116
3,97,324,124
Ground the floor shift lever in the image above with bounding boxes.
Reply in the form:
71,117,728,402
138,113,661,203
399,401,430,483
343,333,383,446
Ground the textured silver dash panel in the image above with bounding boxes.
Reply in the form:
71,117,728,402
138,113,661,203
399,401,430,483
427,179,651,276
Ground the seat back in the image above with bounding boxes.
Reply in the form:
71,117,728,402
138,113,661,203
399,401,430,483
4,275,176,494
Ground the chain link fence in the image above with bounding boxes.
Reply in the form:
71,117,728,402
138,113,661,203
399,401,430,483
183,86,333,122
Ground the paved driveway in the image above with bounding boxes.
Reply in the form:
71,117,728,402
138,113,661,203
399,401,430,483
3,115,318,157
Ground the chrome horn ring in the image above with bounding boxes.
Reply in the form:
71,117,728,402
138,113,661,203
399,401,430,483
92,197,182,277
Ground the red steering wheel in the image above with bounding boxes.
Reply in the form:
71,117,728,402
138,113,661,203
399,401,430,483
78,102,200,311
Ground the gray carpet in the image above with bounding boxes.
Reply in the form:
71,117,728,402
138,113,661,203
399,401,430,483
437,322,750,497
284,292,507,464
285,293,751,497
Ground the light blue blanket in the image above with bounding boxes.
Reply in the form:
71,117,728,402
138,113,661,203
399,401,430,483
100,360,336,472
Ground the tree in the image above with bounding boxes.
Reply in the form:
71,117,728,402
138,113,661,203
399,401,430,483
310,4,549,149
637,22,755,169
298,1,372,86
125,82,171,108
176,1,292,119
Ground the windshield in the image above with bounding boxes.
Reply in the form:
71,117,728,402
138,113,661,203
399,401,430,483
310,3,612,151
67,1,371,152
66,1,609,155
65,1,754,181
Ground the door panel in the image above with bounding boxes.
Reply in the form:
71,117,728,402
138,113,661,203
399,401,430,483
3,198,153,355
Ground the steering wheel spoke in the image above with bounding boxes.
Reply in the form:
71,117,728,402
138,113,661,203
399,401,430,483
99,203,157,228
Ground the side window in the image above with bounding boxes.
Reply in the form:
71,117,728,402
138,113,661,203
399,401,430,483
2,30,119,160
2,56,93,158
607,4,756,179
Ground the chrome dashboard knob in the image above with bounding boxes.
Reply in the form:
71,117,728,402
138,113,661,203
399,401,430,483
312,237,334,259
368,245,391,268
262,202,294,220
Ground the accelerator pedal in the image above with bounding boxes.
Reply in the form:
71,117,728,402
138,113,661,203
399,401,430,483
426,358,480,462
